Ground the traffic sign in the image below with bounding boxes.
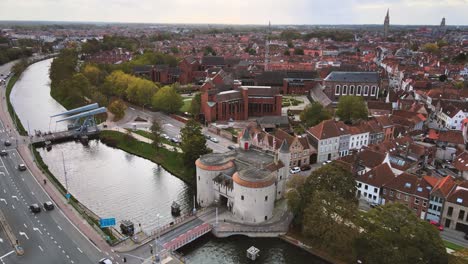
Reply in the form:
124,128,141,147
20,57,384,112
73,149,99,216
99,218,116,228
65,193,71,200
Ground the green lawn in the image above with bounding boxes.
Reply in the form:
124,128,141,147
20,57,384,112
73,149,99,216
100,130,194,184
6,75,28,135
444,240,465,251
180,98,192,113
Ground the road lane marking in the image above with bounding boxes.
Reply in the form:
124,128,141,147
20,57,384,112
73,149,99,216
38,245,43,252
23,223,27,228
11,204,14,209
77,247,83,253
0,250,14,260
11,195,18,201
58,225,62,231
19,231,29,240
0,157,8,175
0,198,6,205
33,227,43,235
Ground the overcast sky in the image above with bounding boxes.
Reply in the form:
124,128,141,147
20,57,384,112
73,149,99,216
1,0,467,25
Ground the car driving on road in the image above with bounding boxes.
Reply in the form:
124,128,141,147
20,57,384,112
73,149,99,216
17,164,27,171
99,258,113,264
210,137,219,143
29,204,41,213
44,201,54,211
0,150,7,156
4,140,11,146
290,167,301,174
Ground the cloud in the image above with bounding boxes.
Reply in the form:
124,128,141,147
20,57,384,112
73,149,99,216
0,0,466,25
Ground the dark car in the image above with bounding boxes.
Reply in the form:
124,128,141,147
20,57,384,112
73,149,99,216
300,164,311,171
17,164,27,171
29,204,41,213
227,145,237,150
4,140,11,147
0,150,7,156
43,201,54,211
464,233,468,240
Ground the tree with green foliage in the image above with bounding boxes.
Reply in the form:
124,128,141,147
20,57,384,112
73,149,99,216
354,203,448,264
151,85,183,113
286,163,358,260
453,52,467,63
180,119,210,167
150,119,163,150
125,77,158,106
107,99,127,121
170,46,179,54
11,58,28,76
336,96,368,123
422,43,439,54
82,64,103,86
284,50,291,56
300,102,332,127
280,30,301,40
190,93,201,117
203,46,216,56
294,48,304,55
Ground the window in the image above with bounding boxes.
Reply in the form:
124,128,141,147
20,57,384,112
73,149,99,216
371,86,376,96
397,193,401,199
447,206,453,217
342,85,347,95
404,195,408,201
364,192,367,197
349,85,355,95
364,85,369,96
364,185,368,190
358,183,362,187
423,201,427,207
383,189,387,195
265,196,268,201
374,188,378,193
335,85,341,95
357,85,362,95
241,195,244,201
414,198,419,205
459,210,465,220
198,176,200,181
390,190,394,197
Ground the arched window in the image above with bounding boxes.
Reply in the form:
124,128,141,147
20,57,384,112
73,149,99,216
335,85,340,95
342,85,347,95
349,85,355,95
364,85,369,96
371,86,376,96
357,85,362,95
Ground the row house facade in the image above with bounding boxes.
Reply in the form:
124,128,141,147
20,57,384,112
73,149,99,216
243,128,315,168
322,71,381,102
436,104,467,131
308,120,376,162
381,173,435,220
356,162,396,204
441,182,468,232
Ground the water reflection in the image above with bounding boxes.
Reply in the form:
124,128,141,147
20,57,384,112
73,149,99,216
37,140,193,233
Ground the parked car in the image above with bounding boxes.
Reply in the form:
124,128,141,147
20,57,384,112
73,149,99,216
227,145,237,150
300,164,311,171
322,160,332,166
29,204,41,214
204,134,211,140
4,140,11,147
210,137,219,143
43,201,54,211
429,220,444,231
290,167,301,174
436,169,448,177
99,258,113,264
162,134,170,140
17,164,27,171
0,150,7,156
170,137,180,144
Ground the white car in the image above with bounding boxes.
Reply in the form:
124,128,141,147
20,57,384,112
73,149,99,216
290,167,301,174
99,258,112,264
210,137,219,143
322,160,332,165
161,134,170,140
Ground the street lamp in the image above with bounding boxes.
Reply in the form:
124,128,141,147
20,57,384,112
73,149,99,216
154,213,161,263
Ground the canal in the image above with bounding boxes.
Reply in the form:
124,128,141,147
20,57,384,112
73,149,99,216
10,58,325,263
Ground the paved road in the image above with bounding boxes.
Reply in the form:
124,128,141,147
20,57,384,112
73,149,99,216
0,59,123,264
119,106,234,153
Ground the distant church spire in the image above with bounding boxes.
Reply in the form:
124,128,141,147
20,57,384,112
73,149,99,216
265,21,271,72
384,9,390,39
440,17,446,27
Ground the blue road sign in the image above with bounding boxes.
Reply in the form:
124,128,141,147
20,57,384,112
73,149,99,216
99,218,116,228
65,193,71,199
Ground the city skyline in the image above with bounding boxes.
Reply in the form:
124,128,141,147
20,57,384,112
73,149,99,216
1,0,468,25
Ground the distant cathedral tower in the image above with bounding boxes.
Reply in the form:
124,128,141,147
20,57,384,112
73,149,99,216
384,9,390,39
440,17,446,27
265,21,271,72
